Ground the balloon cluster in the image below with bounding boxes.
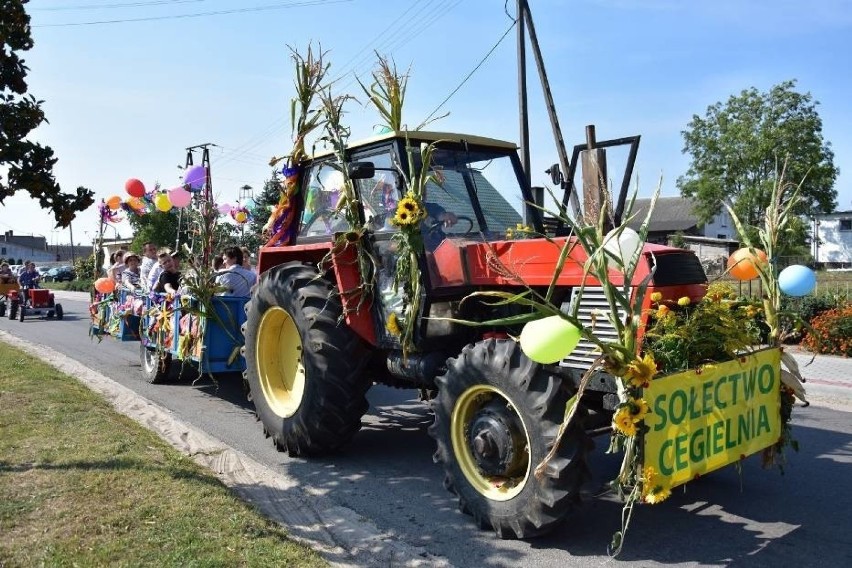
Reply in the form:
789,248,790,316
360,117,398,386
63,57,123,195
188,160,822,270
217,203,251,225
726,248,817,296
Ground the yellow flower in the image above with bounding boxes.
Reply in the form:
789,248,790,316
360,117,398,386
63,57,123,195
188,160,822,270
629,398,650,423
650,292,662,303
392,196,423,226
613,407,637,436
643,484,671,504
655,305,670,319
385,312,402,336
743,304,761,317
624,353,657,388
677,296,691,306
642,466,659,486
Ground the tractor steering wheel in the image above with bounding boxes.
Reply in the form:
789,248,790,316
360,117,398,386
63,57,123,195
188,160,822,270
428,215,475,239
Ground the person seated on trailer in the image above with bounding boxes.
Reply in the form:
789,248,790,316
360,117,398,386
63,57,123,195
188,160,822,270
120,253,142,292
240,246,255,273
152,251,181,295
0,262,13,284
17,261,40,302
108,250,126,284
146,248,169,291
214,246,257,297
139,241,159,291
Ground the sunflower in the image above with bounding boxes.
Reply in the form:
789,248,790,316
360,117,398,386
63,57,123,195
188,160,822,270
385,312,402,336
613,407,637,436
628,398,650,423
393,209,413,226
393,195,423,226
643,484,671,504
624,353,657,388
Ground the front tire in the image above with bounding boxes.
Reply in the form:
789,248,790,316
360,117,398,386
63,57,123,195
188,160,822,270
8,301,17,320
430,339,590,539
243,262,370,456
55,304,64,320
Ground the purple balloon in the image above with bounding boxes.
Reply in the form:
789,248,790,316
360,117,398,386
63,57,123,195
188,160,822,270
183,165,207,191
217,203,233,215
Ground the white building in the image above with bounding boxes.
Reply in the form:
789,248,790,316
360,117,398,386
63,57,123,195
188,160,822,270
812,211,852,267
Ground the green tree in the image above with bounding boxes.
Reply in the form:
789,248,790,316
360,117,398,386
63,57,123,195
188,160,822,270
241,170,282,253
0,0,94,226
678,80,838,254
128,209,183,253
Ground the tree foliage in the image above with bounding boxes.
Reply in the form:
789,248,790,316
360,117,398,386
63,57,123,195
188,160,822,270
0,0,94,227
678,80,838,252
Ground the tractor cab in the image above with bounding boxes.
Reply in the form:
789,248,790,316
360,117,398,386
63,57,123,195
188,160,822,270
294,131,532,247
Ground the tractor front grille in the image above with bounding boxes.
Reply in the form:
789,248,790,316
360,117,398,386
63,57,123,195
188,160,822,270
559,286,624,372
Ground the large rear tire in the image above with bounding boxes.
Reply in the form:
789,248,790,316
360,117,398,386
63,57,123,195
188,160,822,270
0,301,5,318
243,262,370,456
430,338,590,539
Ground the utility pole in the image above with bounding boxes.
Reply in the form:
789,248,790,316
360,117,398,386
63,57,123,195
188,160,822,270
517,0,582,219
517,0,531,224
184,142,217,269
69,222,76,264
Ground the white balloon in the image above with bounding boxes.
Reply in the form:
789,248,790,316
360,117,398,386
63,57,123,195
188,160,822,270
602,227,642,269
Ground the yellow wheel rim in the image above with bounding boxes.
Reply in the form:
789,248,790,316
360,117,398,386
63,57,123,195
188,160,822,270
450,385,530,501
256,306,305,418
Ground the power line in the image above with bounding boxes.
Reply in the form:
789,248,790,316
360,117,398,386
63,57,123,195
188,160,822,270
33,0,352,27
216,0,440,167
422,18,516,125
32,0,207,11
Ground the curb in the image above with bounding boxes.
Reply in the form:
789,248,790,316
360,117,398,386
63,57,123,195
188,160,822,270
0,330,452,568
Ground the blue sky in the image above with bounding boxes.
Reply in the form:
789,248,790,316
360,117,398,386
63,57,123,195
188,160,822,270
3,0,851,246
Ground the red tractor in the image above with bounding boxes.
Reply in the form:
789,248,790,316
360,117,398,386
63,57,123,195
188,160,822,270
244,130,708,538
3,286,64,322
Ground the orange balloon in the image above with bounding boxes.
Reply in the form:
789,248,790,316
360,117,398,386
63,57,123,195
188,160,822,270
727,248,767,280
106,195,122,210
126,197,146,211
94,277,116,294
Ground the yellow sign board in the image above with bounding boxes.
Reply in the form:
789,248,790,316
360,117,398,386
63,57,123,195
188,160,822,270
642,348,781,488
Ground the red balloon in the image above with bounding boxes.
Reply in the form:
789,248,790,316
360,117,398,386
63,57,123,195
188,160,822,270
125,178,146,198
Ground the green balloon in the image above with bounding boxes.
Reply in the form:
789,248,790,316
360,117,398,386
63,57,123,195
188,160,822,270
519,316,582,364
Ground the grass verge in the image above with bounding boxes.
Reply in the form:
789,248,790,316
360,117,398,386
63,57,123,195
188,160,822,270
0,341,327,567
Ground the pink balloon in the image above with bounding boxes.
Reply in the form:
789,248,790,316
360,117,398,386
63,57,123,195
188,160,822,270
217,203,233,214
168,186,192,208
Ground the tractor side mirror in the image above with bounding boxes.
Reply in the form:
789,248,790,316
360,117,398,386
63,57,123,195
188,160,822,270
348,161,375,180
545,163,563,186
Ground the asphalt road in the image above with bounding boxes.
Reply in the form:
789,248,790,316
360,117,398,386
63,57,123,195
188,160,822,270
2,295,851,568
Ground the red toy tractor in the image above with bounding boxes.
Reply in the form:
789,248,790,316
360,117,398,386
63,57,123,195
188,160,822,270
243,130,708,538
5,286,64,322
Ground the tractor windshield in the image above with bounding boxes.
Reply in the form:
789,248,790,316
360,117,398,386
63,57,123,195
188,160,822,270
418,144,524,240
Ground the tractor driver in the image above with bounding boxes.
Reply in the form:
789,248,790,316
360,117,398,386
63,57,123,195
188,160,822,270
0,262,13,284
17,261,40,302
